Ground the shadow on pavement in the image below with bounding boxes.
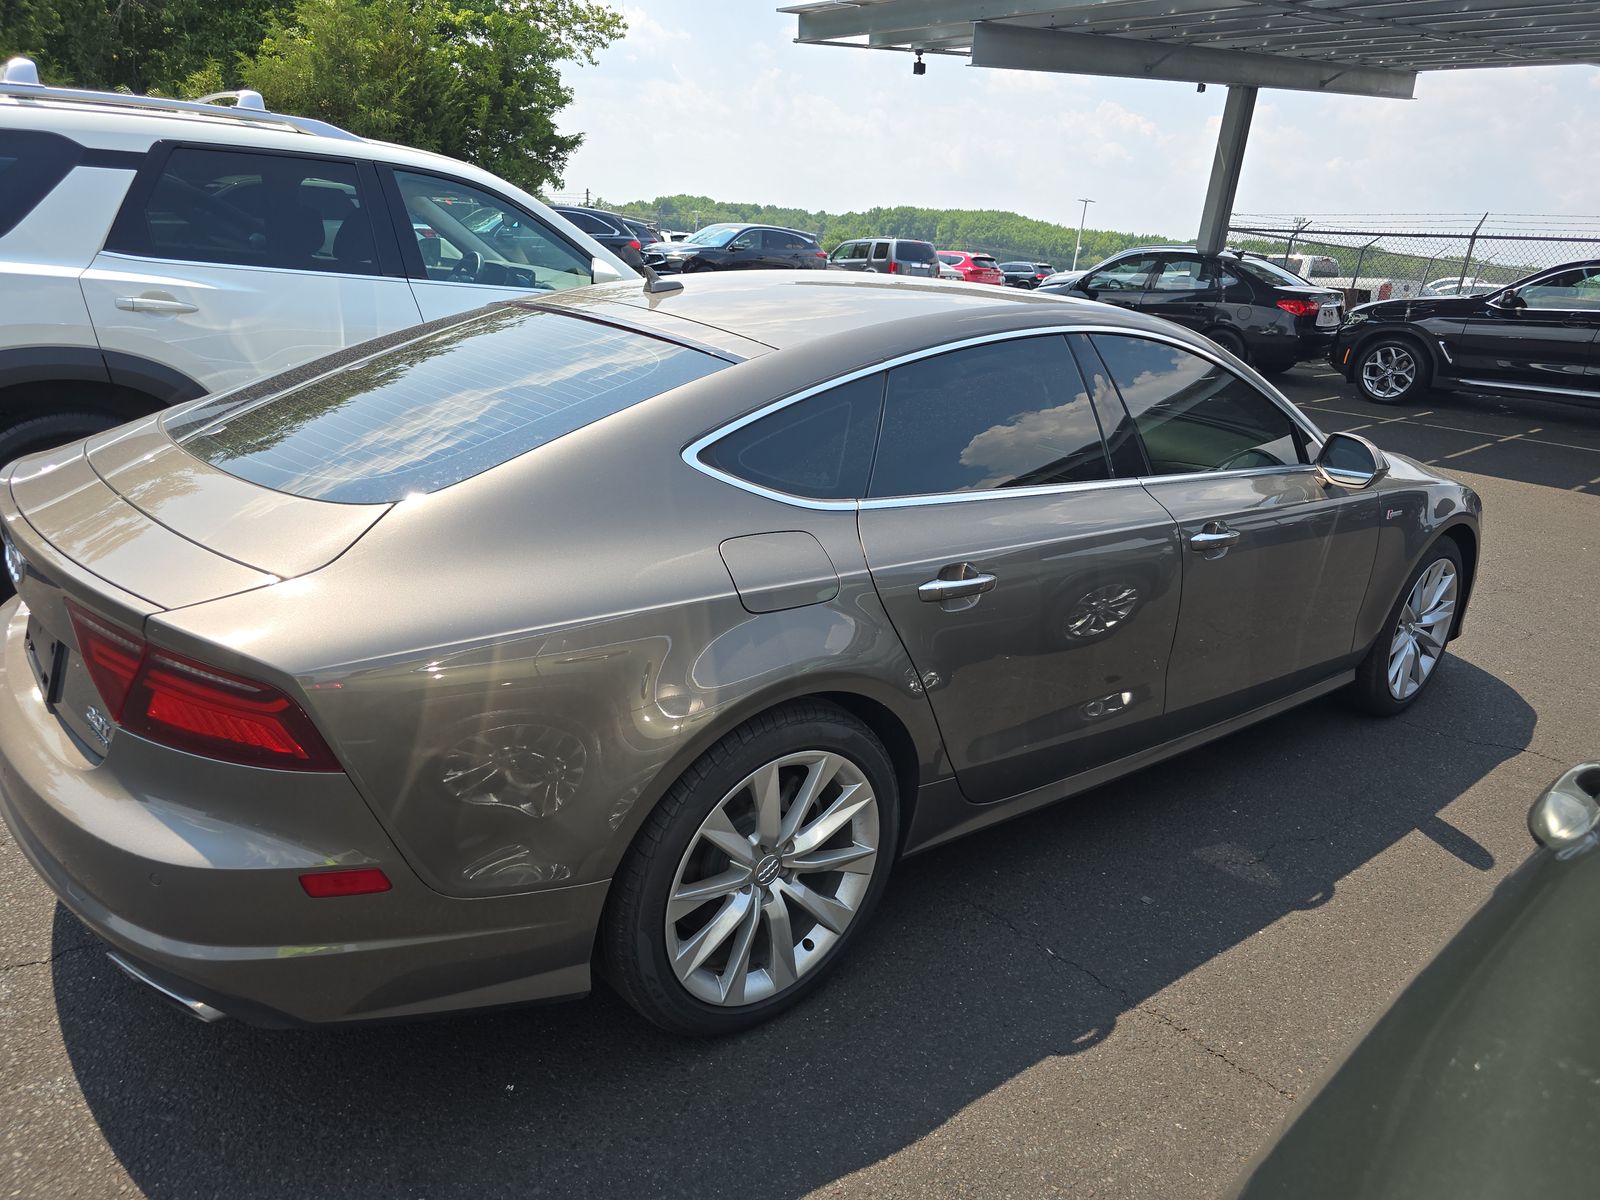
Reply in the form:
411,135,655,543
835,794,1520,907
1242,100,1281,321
55,659,1529,1200
1282,371,1600,496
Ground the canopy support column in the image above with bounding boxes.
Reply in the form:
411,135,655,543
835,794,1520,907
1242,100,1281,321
1197,85,1256,256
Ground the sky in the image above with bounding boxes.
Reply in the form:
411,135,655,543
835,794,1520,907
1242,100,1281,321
560,2,1600,238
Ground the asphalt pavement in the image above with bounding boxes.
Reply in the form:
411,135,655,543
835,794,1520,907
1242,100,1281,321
2,366,1597,1199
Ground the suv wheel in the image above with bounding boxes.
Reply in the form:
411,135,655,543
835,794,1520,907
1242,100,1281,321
0,410,119,467
603,701,898,1036
1355,338,1429,404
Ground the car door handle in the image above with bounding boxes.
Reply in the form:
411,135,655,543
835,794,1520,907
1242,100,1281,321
1188,527,1241,551
918,573,997,603
115,295,198,315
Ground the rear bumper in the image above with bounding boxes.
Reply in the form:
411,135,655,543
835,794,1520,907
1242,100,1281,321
0,598,607,1026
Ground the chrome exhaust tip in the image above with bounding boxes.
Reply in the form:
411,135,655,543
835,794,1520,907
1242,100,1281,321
106,952,227,1023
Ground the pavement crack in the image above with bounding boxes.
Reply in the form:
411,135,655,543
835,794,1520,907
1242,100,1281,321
964,896,1295,1102
0,942,98,975
1414,725,1567,767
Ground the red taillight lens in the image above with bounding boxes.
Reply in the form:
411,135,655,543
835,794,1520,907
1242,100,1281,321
65,600,143,718
299,868,391,898
66,600,341,772
813,250,827,258
628,238,641,251
1276,299,1320,317
887,261,898,274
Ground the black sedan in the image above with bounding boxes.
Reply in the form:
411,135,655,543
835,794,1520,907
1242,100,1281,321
1235,763,1600,1199
1058,247,1343,374
646,223,829,273
1332,260,1600,406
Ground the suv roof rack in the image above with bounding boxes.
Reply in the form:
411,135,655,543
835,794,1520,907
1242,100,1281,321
0,55,363,142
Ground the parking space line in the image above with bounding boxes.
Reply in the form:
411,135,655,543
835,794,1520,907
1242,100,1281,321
1443,442,1496,459
1300,408,1600,455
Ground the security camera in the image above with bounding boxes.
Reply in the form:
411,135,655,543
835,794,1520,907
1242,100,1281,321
913,52,926,76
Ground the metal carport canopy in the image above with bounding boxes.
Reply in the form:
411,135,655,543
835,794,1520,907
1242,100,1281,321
779,1,1600,251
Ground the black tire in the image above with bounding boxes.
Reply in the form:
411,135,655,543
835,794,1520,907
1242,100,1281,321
1255,357,1296,376
603,700,899,1036
1353,336,1431,405
0,410,120,469
1349,538,1464,717
1206,327,1248,361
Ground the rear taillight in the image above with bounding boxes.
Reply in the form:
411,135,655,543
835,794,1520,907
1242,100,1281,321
628,239,641,251
813,250,827,258
887,261,898,274
1276,299,1320,317
65,600,341,772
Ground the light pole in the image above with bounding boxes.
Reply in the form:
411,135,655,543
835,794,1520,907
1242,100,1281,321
1072,198,1094,270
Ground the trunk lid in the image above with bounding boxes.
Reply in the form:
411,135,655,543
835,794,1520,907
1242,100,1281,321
8,417,389,612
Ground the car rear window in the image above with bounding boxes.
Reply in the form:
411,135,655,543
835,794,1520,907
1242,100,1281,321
895,241,936,262
166,307,728,503
972,256,999,269
1239,258,1313,288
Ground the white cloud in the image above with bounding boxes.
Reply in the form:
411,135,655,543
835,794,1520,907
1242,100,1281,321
560,2,1600,236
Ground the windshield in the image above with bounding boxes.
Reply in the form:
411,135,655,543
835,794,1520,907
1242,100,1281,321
1240,258,1315,288
167,309,727,504
685,225,739,247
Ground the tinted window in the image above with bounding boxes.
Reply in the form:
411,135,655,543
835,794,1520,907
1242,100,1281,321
397,172,592,291
1090,334,1304,475
894,241,936,263
106,147,379,273
937,252,961,265
1239,258,1312,288
764,230,809,251
701,374,883,500
1083,255,1157,293
560,210,614,235
168,309,726,503
0,130,80,238
1151,257,1210,292
869,336,1111,497
1521,266,1600,310
870,242,889,261
972,256,1000,269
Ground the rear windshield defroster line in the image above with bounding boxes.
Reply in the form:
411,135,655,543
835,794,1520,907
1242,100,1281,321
166,307,728,504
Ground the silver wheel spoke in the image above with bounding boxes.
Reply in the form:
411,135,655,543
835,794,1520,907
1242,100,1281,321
781,753,843,843
788,843,877,875
699,807,756,867
1386,557,1457,700
792,783,871,855
718,898,762,1004
675,891,752,976
669,867,750,921
751,762,784,846
763,893,799,990
778,877,853,935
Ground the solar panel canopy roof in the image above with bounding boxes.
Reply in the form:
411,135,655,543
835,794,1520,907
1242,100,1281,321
781,0,1600,99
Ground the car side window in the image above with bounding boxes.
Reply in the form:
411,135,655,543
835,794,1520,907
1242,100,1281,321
730,229,761,250
106,147,380,275
562,210,613,235
765,230,803,251
868,335,1112,498
830,241,857,262
393,171,592,292
869,241,889,262
1083,255,1157,293
1151,257,1210,292
1520,267,1600,310
0,130,82,238
1089,334,1305,475
700,374,884,500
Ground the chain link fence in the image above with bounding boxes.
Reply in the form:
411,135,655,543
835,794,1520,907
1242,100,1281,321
1226,214,1600,305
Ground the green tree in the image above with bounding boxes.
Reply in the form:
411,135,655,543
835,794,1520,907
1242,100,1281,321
1,0,292,95
239,0,624,193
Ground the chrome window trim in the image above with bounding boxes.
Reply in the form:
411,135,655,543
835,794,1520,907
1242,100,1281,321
96,247,394,283
682,323,1324,512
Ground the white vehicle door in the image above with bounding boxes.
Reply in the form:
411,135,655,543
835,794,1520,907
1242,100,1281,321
385,169,599,321
79,146,423,397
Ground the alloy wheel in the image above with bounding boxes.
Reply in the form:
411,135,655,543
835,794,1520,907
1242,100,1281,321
1387,558,1457,700
665,750,880,1007
1362,344,1418,400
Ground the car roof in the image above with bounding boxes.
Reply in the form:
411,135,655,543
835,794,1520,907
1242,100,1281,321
527,271,1177,356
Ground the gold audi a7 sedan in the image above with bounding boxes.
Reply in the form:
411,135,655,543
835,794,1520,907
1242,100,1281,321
0,272,1479,1035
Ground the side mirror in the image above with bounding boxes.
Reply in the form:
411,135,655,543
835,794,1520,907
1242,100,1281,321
1315,431,1388,489
1496,288,1526,311
591,256,627,283
1529,763,1600,853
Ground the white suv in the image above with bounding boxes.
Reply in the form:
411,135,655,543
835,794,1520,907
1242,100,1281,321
0,57,635,464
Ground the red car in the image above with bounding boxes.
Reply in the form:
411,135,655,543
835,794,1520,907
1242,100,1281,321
936,249,1005,285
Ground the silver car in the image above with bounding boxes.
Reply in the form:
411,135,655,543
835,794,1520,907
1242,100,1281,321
0,273,1481,1035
